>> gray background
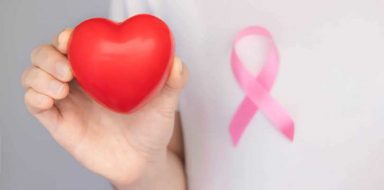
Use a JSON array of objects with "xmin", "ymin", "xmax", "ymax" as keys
[{"xmin": 0, "ymin": 0, "xmax": 114, "ymax": 189}]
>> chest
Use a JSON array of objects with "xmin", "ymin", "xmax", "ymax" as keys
[
  {"xmin": 159, "ymin": 0, "xmax": 384, "ymax": 139},
  {"xmin": 146, "ymin": 1, "xmax": 384, "ymax": 189}
]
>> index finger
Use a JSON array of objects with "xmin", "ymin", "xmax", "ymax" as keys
[{"xmin": 52, "ymin": 28, "xmax": 73, "ymax": 54}]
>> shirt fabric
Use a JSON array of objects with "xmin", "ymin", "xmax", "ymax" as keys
[{"xmin": 110, "ymin": 0, "xmax": 384, "ymax": 189}]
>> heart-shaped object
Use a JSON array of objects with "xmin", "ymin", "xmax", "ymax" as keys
[{"xmin": 68, "ymin": 14, "xmax": 174, "ymax": 113}]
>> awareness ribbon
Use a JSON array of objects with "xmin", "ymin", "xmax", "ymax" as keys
[{"xmin": 229, "ymin": 26, "xmax": 295, "ymax": 146}]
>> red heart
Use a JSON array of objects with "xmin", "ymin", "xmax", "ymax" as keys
[{"xmin": 68, "ymin": 14, "xmax": 174, "ymax": 113}]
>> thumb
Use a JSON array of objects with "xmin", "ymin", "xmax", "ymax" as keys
[
  {"xmin": 124, "ymin": 58, "xmax": 188, "ymax": 157},
  {"xmin": 145, "ymin": 57, "xmax": 188, "ymax": 117},
  {"xmin": 163, "ymin": 57, "xmax": 188, "ymax": 97}
]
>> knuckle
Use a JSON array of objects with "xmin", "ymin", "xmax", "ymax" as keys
[
  {"xmin": 30, "ymin": 68, "xmax": 43, "ymax": 83},
  {"xmin": 24, "ymin": 90, "xmax": 35, "ymax": 108},
  {"xmin": 156, "ymin": 105, "xmax": 177, "ymax": 121},
  {"xmin": 39, "ymin": 95, "xmax": 53, "ymax": 108},
  {"xmin": 30, "ymin": 46, "xmax": 42, "ymax": 61},
  {"xmin": 154, "ymin": 98, "xmax": 178, "ymax": 120},
  {"xmin": 24, "ymin": 89, "xmax": 52, "ymax": 111},
  {"xmin": 163, "ymin": 83, "xmax": 179, "ymax": 94},
  {"xmin": 22, "ymin": 67, "xmax": 39, "ymax": 88},
  {"xmin": 39, "ymin": 44, "xmax": 52, "ymax": 52},
  {"xmin": 30, "ymin": 68, "xmax": 50, "ymax": 89},
  {"xmin": 20, "ymin": 68, "xmax": 30, "ymax": 87},
  {"xmin": 31, "ymin": 45, "xmax": 55, "ymax": 65},
  {"xmin": 55, "ymin": 60, "xmax": 73, "ymax": 81},
  {"xmin": 56, "ymin": 83, "xmax": 69, "ymax": 99},
  {"xmin": 31, "ymin": 45, "xmax": 47, "ymax": 60},
  {"xmin": 162, "ymin": 82, "xmax": 183, "ymax": 99}
]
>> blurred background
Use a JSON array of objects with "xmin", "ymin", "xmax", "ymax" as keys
[{"xmin": 0, "ymin": 0, "xmax": 114, "ymax": 189}]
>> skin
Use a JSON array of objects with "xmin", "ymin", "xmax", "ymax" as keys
[{"xmin": 21, "ymin": 29, "xmax": 188, "ymax": 190}]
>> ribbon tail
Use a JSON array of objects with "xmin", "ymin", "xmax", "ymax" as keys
[
  {"xmin": 258, "ymin": 93, "xmax": 295, "ymax": 141},
  {"xmin": 242, "ymin": 78, "xmax": 295, "ymax": 141},
  {"xmin": 230, "ymin": 97, "xmax": 258, "ymax": 146}
]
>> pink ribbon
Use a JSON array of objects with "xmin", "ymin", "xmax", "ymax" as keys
[{"xmin": 230, "ymin": 26, "xmax": 295, "ymax": 146}]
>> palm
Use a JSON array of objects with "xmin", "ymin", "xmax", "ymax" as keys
[{"xmin": 51, "ymin": 82, "xmax": 176, "ymax": 182}]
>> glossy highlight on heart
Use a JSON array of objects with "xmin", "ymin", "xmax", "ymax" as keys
[{"xmin": 68, "ymin": 14, "xmax": 174, "ymax": 113}]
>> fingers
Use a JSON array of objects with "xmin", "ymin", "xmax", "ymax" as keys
[
  {"xmin": 24, "ymin": 87, "xmax": 62, "ymax": 133},
  {"xmin": 22, "ymin": 67, "xmax": 70, "ymax": 100},
  {"xmin": 24, "ymin": 88, "xmax": 54, "ymax": 114},
  {"xmin": 52, "ymin": 28, "xmax": 73, "ymax": 54},
  {"xmin": 22, "ymin": 28, "xmax": 73, "ymax": 133},
  {"xmin": 30, "ymin": 45, "xmax": 73, "ymax": 82},
  {"xmin": 22, "ymin": 69, "xmax": 64, "ymax": 129}
]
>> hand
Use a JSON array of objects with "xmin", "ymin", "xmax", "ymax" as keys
[{"xmin": 21, "ymin": 29, "xmax": 188, "ymax": 186}]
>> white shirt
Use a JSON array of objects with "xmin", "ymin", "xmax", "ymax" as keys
[{"xmin": 110, "ymin": 0, "xmax": 384, "ymax": 189}]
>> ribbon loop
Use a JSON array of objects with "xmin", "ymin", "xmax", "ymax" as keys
[{"xmin": 230, "ymin": 26, "xmax": 295, "ymax": 146}]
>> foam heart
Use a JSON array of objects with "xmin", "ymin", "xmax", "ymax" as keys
[{"xmin": 68, "ymin": 14, "xmax": 174, "ymax": 113}]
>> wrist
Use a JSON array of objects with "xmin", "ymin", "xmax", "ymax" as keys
[{"xmin": 111, "ymin": 149, "xmax": 168, "ymax": 190}]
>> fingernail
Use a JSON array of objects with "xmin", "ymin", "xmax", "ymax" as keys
[
  {"xmin": 175, "ymin": 57, "xmax": 183, "ymax": 75},
  {"xmin": 49, "ymin": 81, "xmax": 64, "ymax": 95},
  {"xmin": 179, "ymin": 62, "xmax": 183, "ymax": 75},
  {"xmin": 56, "ymin": 61, "xmax": 70, "ymax": 79}
]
